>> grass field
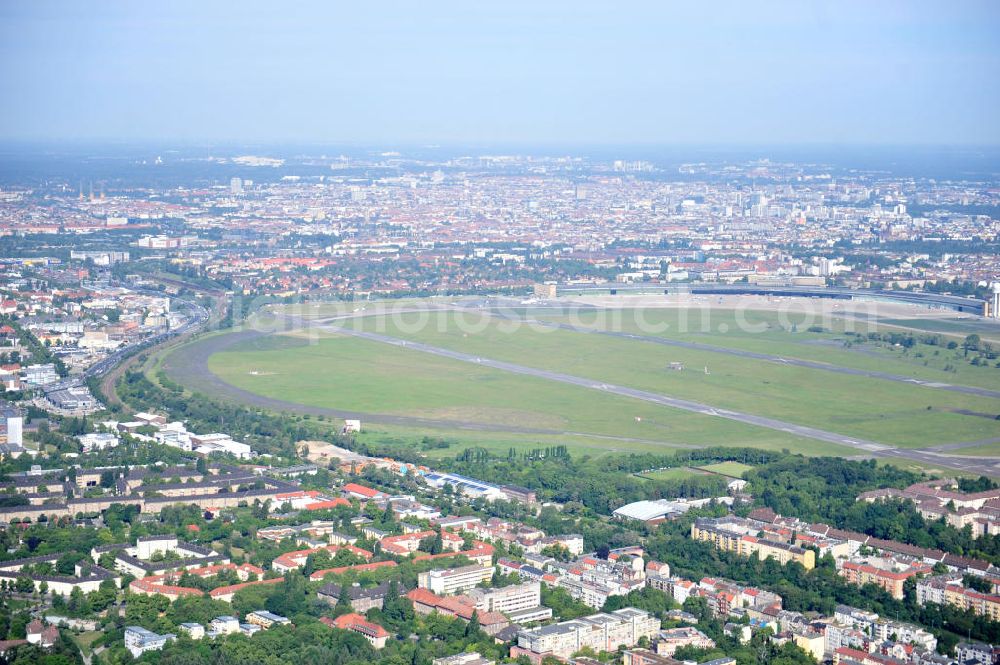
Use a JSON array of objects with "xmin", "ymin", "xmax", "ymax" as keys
[
  {"xmin": 532, "ymin": 307, "xmax": 1000, "ymax": 390},
  {"xmin": 694, "ymin": 461, "xmax": 755, "ymax": 477},
  {"xmin": 876, "ymin": 317, "xmax": 1000, "ymax": 342},
  {"xmin": 344, "ymin": 311, "xmax": 1000, "ymax": 448},
  {"xmin": 637, "ymin": 467, "xmax": 705, "ymax": 481},
  {"xmin": 950, "ymin": 441, "xmax": 1000, "ymax": 457},
  {"xmin": 188, "ymin": 300, "xmax": 1000, "ymax": 460},
  {"xmin": 353, "ymin": 425, "xmax": 692, "ymax": 461},
  {"xmin": 203, "ymin": 332, "xmax": 852, "ymax": 457},
  {"xmin": 70, "ymin": 630, "xmax": 103, "ymax": 660}
]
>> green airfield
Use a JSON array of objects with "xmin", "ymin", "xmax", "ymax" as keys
[
  {"xmin": 530, "ymin": 307, "xmax": 1000, "ymax": 390},
  {"xmin": 340, "ymin": 310, "xmax": 1000, "ymax": 448},
  {"xmin": 950, "ymin": 440, "xmax": 1000, "ymax": 457},
  {"xmin": 206, "ymin": 332, "xmax": 835, "ymax": 456},
  {"xmin": 190, "ymin": 302, "xmax": 1000, "ymax": 458}
]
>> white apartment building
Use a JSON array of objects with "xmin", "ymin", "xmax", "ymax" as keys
[
  {"xmin": 558, "ymin": 577, "xmax": 614, "ymax": 609},
  {"xmin": 125, "ymin": 626, "xmax": 174, "ymax": 657},
  {"xmin": 135, "ymin": 536, "xmax": 178, "ymax": 560},
  {"xmin": 179, "ymin": 623, "xmax": 205, "ymax": 639},
  {"xmin": 418, "ymin": 565, "xmax": 494, "ymax": 595},
  {"xmin": 466, "ymin": 581, "xmax": 540, "ymax": 614},
  {"xmin": 0, "ymin": 405, "xmax": 22, "ymax": 447},
  {"xmin": 210, "ymin": 616, "xmax": 241, "ymax": 635},
  {"xmin": 78, "ymin": 432, "xmax": 120, "ymax": 453},
  {"xmin": 514, "ymin": 608, "xmax": 660, "ymax": 662}
]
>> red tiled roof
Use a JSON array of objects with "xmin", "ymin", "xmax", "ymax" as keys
[
  {"xmin": 405, "ymin": 588, "xmax": 441, "ymax": 606},
  {"xmin": 329, "ymin": 612, "xmax": 390, "ymax": 638},
  {"xmin": 306, "ymin": 498, "xmax": 351, "ymax": 510},
  {"xmin": 273, "ymin": 544, "xmax": 374, "ymax": 569},
  {"xmin": 131, "ymin": 579, "xmax": 204, "ymax": 597},
  {"xmin": 342, "ymin": 483, "xmax": 383, "ymax": 498},
  {"xmin": 276, "ymin": 490, "xmax": 321, "ymax": 500}
]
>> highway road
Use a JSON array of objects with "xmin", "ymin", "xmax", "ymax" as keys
[
  {"xmin": 322, "ymin": 322, "xmax": 1000, "ymax": 478},
  {"xmin": 472, "ymin": 307, "xmax": 1000, "ymax": 400},
  {"xmin": 44, "ymin": 297, "xmax": 210, "ymax": 400}
]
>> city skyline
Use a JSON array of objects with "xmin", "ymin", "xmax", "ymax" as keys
[
  {"xmin": 1, "ymin": 1, "xmax": 998, "ymax": 146},
  {"xmin": 1, "ymin": 4, "xmax": 1000, "ymax": 662}
]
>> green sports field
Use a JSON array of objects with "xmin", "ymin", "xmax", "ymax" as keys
[
  {"xmin": 694, "ymin": 461, "xmax": 756, "ymax": 477},
  {"xmin": 638, "ymin": 467, "xmax": 705, "ymax": 481}
]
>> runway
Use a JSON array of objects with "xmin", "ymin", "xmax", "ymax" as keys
[
  {"xmin": 323, "ymin": 322, "xmax": 1000, "ymax": 478},
  {"xmin": 159, "ymin": 325, "xmax": 696, "ymax": 449},
  {"xmin": 471, "ymin": 306, "xmax": 1000, "ymax": 400},
  {"xmin": 159, "ymin": 304, "xmax": 1000, "ymax": 478}
]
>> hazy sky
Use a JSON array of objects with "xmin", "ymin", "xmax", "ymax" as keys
[{"xmin": 1, "ymin": 1, "xmax": 998, "ymax": 146}]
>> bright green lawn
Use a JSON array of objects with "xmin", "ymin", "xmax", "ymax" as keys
[
  {"xmin": 950, "ymin": 441, "xmax": 1000, "ymax": 457},
  {"xmin": 695, "ymin": 461, "xmax": 755, "ymax": 477},
  {"xmin": 638, "ymin": 467, "xmax": 703, "ymax": 481},
  {"xmin": 876, "ymin": 317, "xmax": 1000, "ymax": 343},
  {"xmin": 355, "ymin": 425, "xmax": 694, "ymax": 462}
]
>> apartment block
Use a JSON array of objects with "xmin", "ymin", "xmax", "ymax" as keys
[
  {"xmin": 691, "ymin": 518, "xmax": 815, "ymax": 570},
  {"xmin": 466, "ymin": 581, "xmax": 540, "ymax": 614},
  {"xmin": 512, "ymin": 608, "xmax": 660, "ymax": 664},
  {"xmin": 418, "ymin": 564, "xmax": 494, "ymax": 595}
]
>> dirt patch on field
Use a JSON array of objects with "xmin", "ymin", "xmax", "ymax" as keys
[{"xmin": 298, "ymin": 439, "xmax": 344, "ymax": 463}]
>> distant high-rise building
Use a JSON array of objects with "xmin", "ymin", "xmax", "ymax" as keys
[
  {"xmin": 613, "ymin": 160, "xmax": 653, "ymax": 173},
  {"xmin": 986, "ymin": 283, "xmax": 1000, "ymax": 319},
  {"xmin": 230, "ymin": 177, "xmax": 243, "ymax": 195},
  {"xmin": 749, "ymin": 192, "xmax": 768, "ymax": 218},
  {"xmin": 0, "ymin": 403, "xmax": 23, "ymax": 447}
]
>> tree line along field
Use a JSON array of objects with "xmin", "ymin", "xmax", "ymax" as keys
[
  {"xmin": 203, "ymin": 331, "xmax": 844, "ymax": 457},
  {"xmin": 342, "ymin": 310, "xmax": 1000, "ymax": 448}
]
